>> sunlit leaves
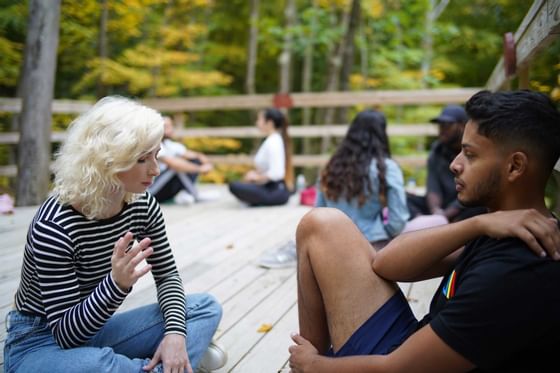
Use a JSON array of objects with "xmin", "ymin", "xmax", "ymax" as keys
[{"xmin": 0, "ymin": 37, "xmax": 22, "ymax": 86}]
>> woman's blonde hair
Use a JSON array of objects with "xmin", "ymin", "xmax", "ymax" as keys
[{"xmin": 52, "ymin": 96, "xmax": 164, "ymax": 219}]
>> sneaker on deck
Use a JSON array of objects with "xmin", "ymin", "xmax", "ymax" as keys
[
  {"xmin": 196, "ymin": 189, "xmax": 222, "ymax": 202},
  {"xmin": 258, "ymin": 240, "xmax": 297, "ymax": 269},
  {"xmin": 197, "ymin": 341, "xmax": 228, "ymax": 372},
  {"xmin": 174, "ymin": 190, "xmax": 196, "ymax": 205}
]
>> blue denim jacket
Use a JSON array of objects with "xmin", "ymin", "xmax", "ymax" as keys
[{"xmin": 316, "ymin": 158, "xmax": 410, "ymax": 242}]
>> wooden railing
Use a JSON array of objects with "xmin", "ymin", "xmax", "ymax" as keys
[
  {"xmin": 0, "ymin": 88, "xmax": 481, "ymax": 177},
  {"xmin": 0, "ymin": 88, "xmax": 480, "ymax": 113},
  {"xmin": 486, "ymin": 0, "xmax": 560, "ymax": 91}
]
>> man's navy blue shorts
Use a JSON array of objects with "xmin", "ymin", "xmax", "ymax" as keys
[{"xmin": 327, "ymin": 290, "xmax": 419, "ymax": 357}]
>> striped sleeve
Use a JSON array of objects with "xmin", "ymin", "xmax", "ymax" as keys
[
  {"xmin": 143, "ymin": 194, "xmax": 186, "ymax": 337},
  {"xmin": 33, "ymin": 220, "xmax": 129, "ymax": 349}
]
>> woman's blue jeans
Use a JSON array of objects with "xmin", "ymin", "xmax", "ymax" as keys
[{"xmin": 3, "ymin": 293, "xmax": 222, "ymax": 373}]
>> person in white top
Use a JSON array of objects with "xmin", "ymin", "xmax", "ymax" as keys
[
  {"xmin": 229, "ymin": 108, "xmax": 294, "ymax": 206},
  {"xmin": 149, "ymin": 116, "xmax": 213, "ymax": 204}
]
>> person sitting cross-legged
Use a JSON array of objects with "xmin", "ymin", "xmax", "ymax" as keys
[
  {"xmin": 4, "ymin": 97, "xmax": 226, "ymax": 373},
  {"xmin": 149, "ymin": 116, "xmax": 213, "ymax": 205},
  {"xmin": 289, "ymin": 89, "xmax": 560, "ymax": 373},
  {"xmin": 229, "ymin": 108, "xmax": 294, "ymax": 206}
]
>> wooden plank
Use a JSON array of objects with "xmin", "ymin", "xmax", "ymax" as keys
[
  {"xmin": 213, "ymin": 275, "xmax": 298, "ymax": 373},
  {"xmin": 213, "ymin": 268, "xmax": 296, "ymax": 339},
  {"xmin": 0, "ymin": 154, "xmax": 428, "ymax": 177},
  {"xmin": 206, "ymin": 154, "xmax": 427, "ymax": 168},
  {"xmin": 0, "ymin": 88, "xmax": 480, "ymax": 115},
  {"xmin": 487, "ymin": 0, "xmax": 560, "ymax": 91},
  {"xmin": 405, "ymin": 278, "xmax": 441, "ymax": 319},
  {"xmin": 230, "ymin": 304, "xmax": 298, "ymax": 373},
  {"xmin": 0, "ymin": 124, "xmax": 436, "ymax": 144},
  {"xmin": 289, "ymin": 88, "xmax": 480, "ymax": 108},
  {"xmin": 143, "ymin": 94, "xmax": 273, "ymax": 111},
  {"xmin": 0, "ymin": 98, "xmax": 94, "ymax": 114},
  {"xmin": 180, "ymin": 123, "xmax": 437, "ymax": 138}
]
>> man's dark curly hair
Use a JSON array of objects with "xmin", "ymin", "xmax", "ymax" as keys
[
  {"xmin": 320, "ymin": 110, "xmax": 391, "ymax": 206},
  {"xmin": 466, "ymin": 90, "xmax": 560, "ymax": 173}
]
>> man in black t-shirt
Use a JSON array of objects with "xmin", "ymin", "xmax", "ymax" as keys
[{"xmin": 288, "ymin": 90, "xmax": 560, "ymax": 373}]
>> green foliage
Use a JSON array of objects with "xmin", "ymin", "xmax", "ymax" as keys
[
  {"xmin": 0, "ymin": 1, "xmax": 26, "ymax": 94},
  {"xmin": 1, "ymin": 0, "xmax": 559, "ymax": 192}
]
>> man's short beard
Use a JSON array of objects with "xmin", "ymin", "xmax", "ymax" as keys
[{"xmin": 459, "ymin": 169, "xmax": 501, "ymax": 208}]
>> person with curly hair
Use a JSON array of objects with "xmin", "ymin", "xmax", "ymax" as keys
[
  {"xmin": 316, "ymin": 109, "xmax": 409, "ymax": 249},
  {"xmin": 4, "ymin": 97, "xmax": 226, "ymax": 373}
]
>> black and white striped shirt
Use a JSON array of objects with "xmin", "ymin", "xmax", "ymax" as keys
[{"xmin": 14, "ymin": 192, "xmax": 186, "ymax": 349}]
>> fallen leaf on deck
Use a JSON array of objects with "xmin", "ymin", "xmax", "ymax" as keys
[{"xmin": 257, "ymin": 323, "xmax": 273, "ymax": 333}]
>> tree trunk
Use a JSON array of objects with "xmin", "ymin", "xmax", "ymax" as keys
[
  {"xmin": 359, "ymin": 15, "xmax": 369, "ymax": 90},
  {"xmin": 421, "ymin": 0, "xmax": 449, "ymax": 87},
  {"xmin": 319, "ymin": 4, "xmax": 350, "ymax": 153},
  {"xmin": 16, "ymin": 0, "xmax": 61, "ymax": 206},
  {"xmin": 393, "ymin": 4, "xmax": 404, "ymax": 123},
  {"xmin": 148, "ymin": 2, "xmax": 172, "ymax": 98},
  {"xmin": 96, "ymin": 0, "xmax": 109, "ymax": 98},
  {"xmin": 246, "ymin": 0, "xmax": 259, "ymax": 96},
  {"xmin": 302, "ymin": 0, "xmax": 318, "ymax": 155},
  {"xmin": 278, "ymin": 0, "xmax": 296, "ymax": 94},
  {"xmin": 335, "ymin": 0, "xmax": 361, "ymax": 124}
]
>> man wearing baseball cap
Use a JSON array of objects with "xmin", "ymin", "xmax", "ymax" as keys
[{"xmin": 407, "ymin": 105, "xmax": 484, "ymax": 222}]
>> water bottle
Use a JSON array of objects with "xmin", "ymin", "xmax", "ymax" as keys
[
  {"xmin": 296, "ymin": 174, "xmax": 306, "ymax": 192},
  {"xmin": 406, "ymin": 178, "xmax": 417, "ymax": 192}
]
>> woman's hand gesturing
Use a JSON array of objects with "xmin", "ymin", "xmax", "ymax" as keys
[{"xmin": 111, "ymin": 232, "xmax": 154, "ymax": 291}]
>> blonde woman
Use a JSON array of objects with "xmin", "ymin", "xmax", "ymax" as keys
[{"xmin": 4, "ymin": 97, "xmax": 225, "ymax": 373}]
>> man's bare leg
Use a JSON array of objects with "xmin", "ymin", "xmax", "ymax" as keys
[{"xmin": 296, "ymin": 208, "xmax": 399, "ymax": 353}]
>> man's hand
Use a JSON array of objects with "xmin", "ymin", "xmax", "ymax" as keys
[
  {"xmin": 111, "ymin": 232, "xmax": 153, "ymax": 291},
  {"xmin": 288, "ymin": 333, "xmax": 323, "ymax": 373},
  {"xmin": 143, "ymin": 334, "xmax": 191, "ymax": 373},
  {"xmin": 476, "ymin": 209, "xmax": 560, "ymax": 259}
]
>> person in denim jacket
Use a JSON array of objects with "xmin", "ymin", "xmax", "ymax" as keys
[{"xmin": 316, "ymin": 110, "xmax": 409, "ymax": 249}]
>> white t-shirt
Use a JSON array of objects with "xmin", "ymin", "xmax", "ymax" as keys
[
  {"xmin": 158, "ymin": 138, "xmax": 187, "ymax": 172},
  {"xmin": 254, "ymin": 132, "xmax": 285, "ymax": 181}
]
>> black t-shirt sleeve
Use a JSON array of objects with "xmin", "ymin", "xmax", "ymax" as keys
[{"xmin": 429, "ymin": 240, "xmax": 560, "ymax": 371}]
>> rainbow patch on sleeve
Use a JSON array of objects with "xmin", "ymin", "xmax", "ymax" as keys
[{"xmin": 442, "ymin": 270, "xmax": 457, "ymax": 299}]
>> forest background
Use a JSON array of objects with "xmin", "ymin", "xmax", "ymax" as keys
[{"xmin": 0, "ymin": 0, "xmax": 559, "ymax": 206}]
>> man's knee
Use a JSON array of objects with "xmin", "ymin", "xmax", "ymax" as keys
[{"xmin": 296, "ymin": 208, "xmax": 350, "ymax": 250}]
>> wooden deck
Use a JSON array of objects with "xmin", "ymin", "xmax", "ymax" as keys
[{"xmin": 0, "ymin": 185, "xmax": 439, "ymax": 373}]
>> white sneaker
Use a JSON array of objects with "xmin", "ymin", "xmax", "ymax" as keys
[
  {"xmin": 174, "ymin": 190, "xmax": 196, "ymax": 205},
  {"xmin": 197, "ymin": 341, "xmax": 228, "ymax": 372},
  {"xmin": 197, "ymin": 189, "xmax": 222, "ymax": 202},
  {"xmin": 258, "ymin": 240, "xmax": 297, "ymax": 269}
]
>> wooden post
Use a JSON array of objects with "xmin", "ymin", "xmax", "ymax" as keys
[{"xmin": 16, "ymin": 0, "xmax": 61, "ymax": 206}]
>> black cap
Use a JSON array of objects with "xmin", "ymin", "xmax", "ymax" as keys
[{"xmin": 430, "ymin": 105, "xmax": 468, "ymax": 125}]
